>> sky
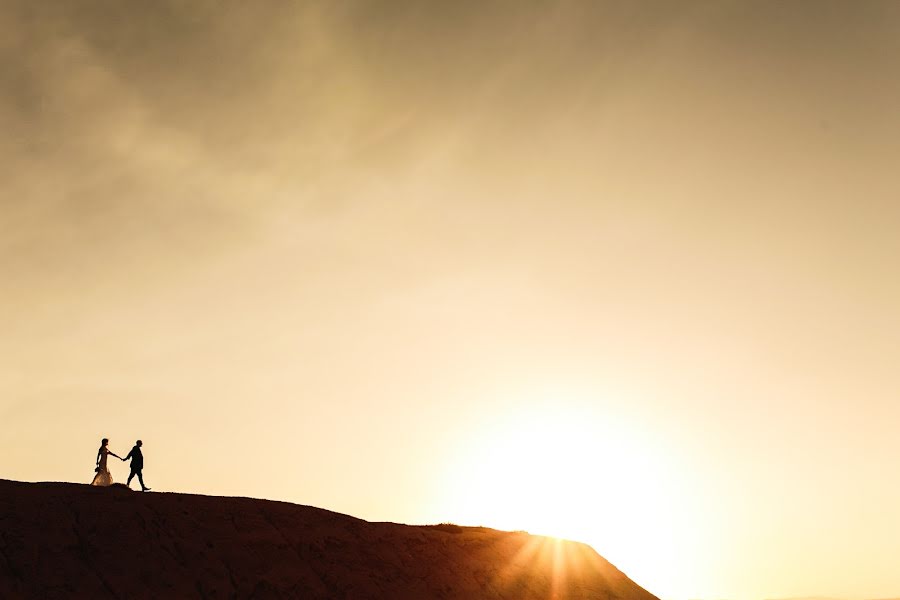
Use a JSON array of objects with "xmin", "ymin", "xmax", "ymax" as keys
[{"xmin": 2, "ymin": 2, "xmax": 900, "ymax": 599}]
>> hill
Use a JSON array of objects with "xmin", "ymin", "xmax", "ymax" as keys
[{"xmin": 0, "ymin": 479, "xmax": 659, "ymax": 599}]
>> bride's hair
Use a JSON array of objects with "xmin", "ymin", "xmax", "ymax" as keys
[{"xmin": 101, "ymin": 438, "xmax": 109, "ymax": 446}]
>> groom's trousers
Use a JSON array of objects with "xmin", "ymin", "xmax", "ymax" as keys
[{"xmin": 128, "ymin": 468, "xmax": 147, "ymax": 490}]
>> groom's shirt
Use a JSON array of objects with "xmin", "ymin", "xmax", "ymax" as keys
[{"xmin": 125, "ymin": 446, "xmax": 144, "ymax": 470}]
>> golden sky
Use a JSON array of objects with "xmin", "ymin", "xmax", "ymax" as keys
[{"xmin": 2, "ymin": 2, "xmax": 899, "ymax": 599}]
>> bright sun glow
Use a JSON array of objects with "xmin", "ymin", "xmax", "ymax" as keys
[{"xmin": 436, "ymin": 402, "xmax": 704, "ymax": 599}]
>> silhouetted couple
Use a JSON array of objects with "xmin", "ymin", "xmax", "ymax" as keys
[{"xmin": 90, "ymin": 438, "xmax": 151, "ymax": 492}]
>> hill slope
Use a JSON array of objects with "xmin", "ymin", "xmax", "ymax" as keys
[{"xmin": 0, "ymin": 479, "xmax": 659, "ymax": 600}]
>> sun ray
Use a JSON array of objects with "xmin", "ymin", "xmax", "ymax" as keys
[
  {"xmin": 436, "ymin": 403, "xmax": 686, "ymax": 595},
  {"xmin": 483, "ymin": 533, "xmax": 621, "ymax": 599}
]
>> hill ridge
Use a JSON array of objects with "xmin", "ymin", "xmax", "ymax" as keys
[{"xmin": 0, "ymin": 478, "xmax": 659, "ymax": 599}]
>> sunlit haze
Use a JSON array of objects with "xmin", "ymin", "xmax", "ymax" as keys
[{"xmin": 2, "ymin": 2, "xmax": 899, "ymax": 599}]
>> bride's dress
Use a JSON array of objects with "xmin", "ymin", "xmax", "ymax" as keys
[{"xmin": 91, "ymin": 447, "xmax": 114, "ymax": 486}]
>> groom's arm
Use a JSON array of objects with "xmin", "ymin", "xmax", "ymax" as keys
[{"xmin": 123, "ymin": 448, "xmax": 133, "ymax": 462}]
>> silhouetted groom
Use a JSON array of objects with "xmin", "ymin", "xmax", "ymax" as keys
[{"xmin": 123, "ymin": 440, "xmax": 151, "ymax": 492}]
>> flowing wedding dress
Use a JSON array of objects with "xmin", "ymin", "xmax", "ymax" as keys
[{"xmin": 91, "ymin": 446, "xmax": 115, "ymax": 486}]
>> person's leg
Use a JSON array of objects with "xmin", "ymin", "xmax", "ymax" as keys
[
  {"xmin": 137, "ymin": 469, "xmax": 148, "ymax": 490},
  {"xmin": 127, "ymin": 470, "xmax": 135, "ymax": 487}
]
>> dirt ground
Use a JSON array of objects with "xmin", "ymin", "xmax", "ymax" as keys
[{"xmin": 0, "ymin": 479, "xmax": 659, "ymax": 600}]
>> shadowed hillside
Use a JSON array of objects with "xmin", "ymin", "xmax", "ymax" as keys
[{"xmin": 0, "ymin": 479, "xmax": 659, "ymax": 600}]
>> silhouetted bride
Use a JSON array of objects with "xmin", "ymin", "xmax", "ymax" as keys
[{"xmin": 90, "ymin": 438, "xmax": 122, "ymax": 486}]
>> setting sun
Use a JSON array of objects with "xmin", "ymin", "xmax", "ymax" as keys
[{"xmin": 434, "ymin": 401, "xmax": 704, "ymax": 598}]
